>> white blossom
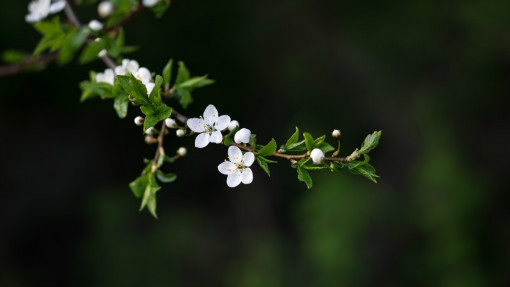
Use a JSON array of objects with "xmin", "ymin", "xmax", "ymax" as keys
[
  {"xmin": 228, "ymin": 120, "xmax": 239, "ymax": 131},
  {"xmin": 332, "ymin": 129, "xmax": 341, "ymax": 139},
  {"xmin": 145, "ymin": 82, "xmax": 155, "ymax": 94},
  {"xmin": 218, "ymin": 146, "xmax": 254, "ymax": 188},
  {"xmin": 187, "ymin": 104, "xmax": 231, "ymax": 148},
  {"xmin": 95, "ymin": 68, "xmax": 115, "ymax": 85},
  {"xmin": 177, "ymin": 147, "xmax": 187, "ymax": 157},
  {"xmin": 134, "ymin": 116, "xmax": 144, "ymax": 126},
  {"xmin": 114, "ymin": 59, "xmax": 139, "ymax": 76},
  {"xmin": 142, "ymin": 0, "xmax": 161, "ymax": 7},
  {"xmin": 98, "ymin": 49, "xmax": 107, "ymax": 58},
  {"xmin": 88, "ymin": 19, "xmax": 103, "ymax": 31},
  {"xmin": 25, "ymin": 0, "xmax": 66, "ymax": 23},
  {"xmin": 310, "ymin": 148, "xmax": 325, "ymax": 164},
  {"xmin": 135, "ymin": 67, "xmax": 152, "ymax": 84},
  {"xmin": 165, "ymin": 118, "xmax": 177, "ymax": 128},
  {"xmin": 234, "ymin": 128, "xmax": 251, "ymax": 144},
  {"xmin": 176, "ymin": 129, "xmax": 185, "ymax": 137},
  {"xmin": 97, "ymin": 1, "xmax": 114, "ymax": 18},
  {"xmin": 146, "ymin": 127, "xmax": 156, "ymax": 135}
]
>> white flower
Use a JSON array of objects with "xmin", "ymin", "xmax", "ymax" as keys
[
  {"xmin": 95, "ymin": 68, "xmax": 115, "ymax": 85},
  {"xmin": 146, "ymin": 127, "xmax": 156, "ymax": 135},
  {"xmin": 234, "ymin": 128, "xmax": 251, "ymax": 144},
  {"xmin": 228, "ymin": 120, "xmax": 239, "ymax": 131},
  {"xmin": 218, "ymin": 146, "xmax": 254, "ymax": 188},
  {"xmin": 88, "ymin": 19, "xmax": 103, "ymax": 31},
  {"xmin": 98, "ymin": 49, "xmax": 107, "ymax": 57},
  {"xmin": 332, "ymin": 129, "xmax": 341, "ymax": 139},
  {"xmin": 25, "ymin": 0, "xmax": 66, "ymax": 23},
  {"xmin": 310, "ymin": 148, "xmax": 325, "ymax": 164},
  {"xmin": 145, "ymin": 82, "xmax": 155, "ymax": 94},
  {"xmin": 142, "ymin": 0, "xmax": 161, "ymax": 7},
  {"xmin": 165, "ymin": 118, "xmax": 177, "ymax": 128},
  {"xmin": 176, "ymin": 129, "xmax": 185, "ymax": 137},
  {"xmin": 134, "ymin": 116, "xmax": 144, "ymax": 126},
  {"xmin": 135, "ymin": 67, "xmax": 152, "ymax": 84},
  {"xmin": 98, "ymin": 1, "xmax": 114, "ymax": 18},
  {"xmin": 187, "ymin": 104, "xmax": 231, "ymax": 148},
  {"xmin": 114, "ymin": 59, "xmax": 139, "ymax": 76},
  {"xmin": 177, "ymin": 147, "xmax": 187, "ymax": 157}
]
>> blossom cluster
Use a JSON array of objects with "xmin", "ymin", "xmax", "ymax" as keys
[{"xmin": 95, "ymin": 59, "xmax": 156, "ymax": 94}]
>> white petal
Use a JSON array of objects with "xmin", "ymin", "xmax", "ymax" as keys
[
  {"xmin": 218, "ymin": 161, "xmax": 236, "ymax": 175},
  {"xmin": 310, "ymin": 148, "xmax": 325, "ymax": 164},
  {"xmin": 203, "ymin": 104, "xmax": 218, "ymax": 126},
  {"xmin": 114, "ymin": 66, "xmax": 125, "ymax": 75},
  {"xmin": 227, "ymin": 172, "xmax": 242, "ymax": 188},
  {"xmin": 25, "ymin": 13, "xmax": 40, "ymax": 23},
  {"xmin": 135, "ymin": 67, "xmax": 151, "ymax": 83},
  {"xmin": 209, "ymin": 131, "xmax": 223, "ymax": 143},
  {"xmin": 126, "ymin": 60, "xmax": 139, "ymax": 74},
  {"xmin": 215, "ymin": 115, "xmax": 231, "ymax": 131},
  {"xmin": 241, "ymin": 168, "xmax": 253, "ymax": 184},
  {"xmin": 49, "ymin": 0, "xmax": 66, "ymax": 13},
  {"xmin": 187, "ymin": 118, "xmax": 206, "ymax": 133},
  {"xmin": 228, "ymin": 146, "xmax": 243, "ymax": 163},
  {"xmin": 228, "ymin": 120, "xmax": 239, "ymax": 131},
  {"xmin": 234, "ymin": 128, "xmax": 251, "ymax": 144},
  {"xmin": 243, "ymin": 152, "xmax": 255, "ymax": 167},
  {"xmin": 145, "ymin": 82, "xmax": 155, "ymax": 94},
  {"xmin": 195, "ymin": 133, "xmax": 210, "ymax": 148}
]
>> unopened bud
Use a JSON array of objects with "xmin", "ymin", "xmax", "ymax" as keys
[
  {"xmin": 310, "ymin": 148, "xmax": 325, "ymax": 164},
  {"xmin": 177, "ymin": 147, "xmax": 187, "ymax": 157},
  {"xmin": 145, "ymin": 135, "xmax": 157, "ymax": 144},
  {"xmin": 134, "ymin": 116, "xmax": 144, "ymax": 126},
  {"xmin": 98, "ymin": 1, "xmax": 114, "ymax": 18},
  {"xmin": 228, "ymin": 120, "xmax": 239, "ymax": 131},
  {"xmin": 176, "ymin": 129, "xmax": 185, "ymax": 137},
  {"xmin": 165, "ymin": 118, "xmax": 177, "ymax": 128},
  {"xmin": 88, "ymin": 19, "xmax": 103, "ymax": 31},
  {"xmin": 234, "ymin": 128, "xmax": 251, "ymax": 144},
  {"xmin": 98, "ymin": 49, "xmax": 107, "ymax": 58},
  {"xmin": 332, "ymin": 129, "xmax": 341, "ymax": 139},
  {"xmin": 145, "ymin": 127, "xmax": 156, "ymax": 135}
]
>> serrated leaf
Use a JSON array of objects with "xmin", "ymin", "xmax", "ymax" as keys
[
  {"xmin": 162, "ymin": 58, "xmax": 173, "ymax": 86},
  {"xmin": 113, "ymin": 92, "xmax": 129, "ymax": 118},
  {"xmin": 156, "ymin": 170, "xmax": 177, "ymax": 183},
  {"xmin": 129, "ymin": 175, "xmax": 148, "ymax": 198},
  {"xmin": 79, "ymin": 39, "xmax": 106, "ymax": 64},
  {"xmin": 297, "ymin": 166, "xmax": 312, "ymax": 189},
  {"xmin": 256, "ymin": 155, "xmax": 271, "ymax": 177},
  {"xmin": 175, "ymin": 61, "xmax": 190, "ymax": 85},
  {"xmin": 144, "ymin": 115, "xmax": 158, "ymax": 132},
  {"xmin": 149, "ymin": 75, "xmax": 163, "ymax": 105},
  {"xmin": 286, "ymin": 127, "xmax": 300, "ymax": 146},
  {"xmin": 359, "ymin": 130, "xmax": 382, "ymax": 155},
  {"xmin": 312, "ymin": 135, "xmax": 326, "ymax": 148},
  {"xmin": 177, "ymin": 76, "xmax": 214, "ymax": 91},
  {"xmin": 258, "ymin": 139, "xmax": 277, "ymax": 156},
  {"xmin": 283, "ymin": 140, "xmax": 306, "ymax": 152},
  {"xmin": 140, "ymin": 174, "xmax": 161, "ymax": 218},
  {"xmin": 177, "ymin": 87, "xmax": 192, "ymax": 108},
  {"xmin": 303, "ymin": 132, "xmax": 314, "ymax": 151},
  {"xmin": 316, "ymin": 142, "xmax": 335, "ymax": 153}
]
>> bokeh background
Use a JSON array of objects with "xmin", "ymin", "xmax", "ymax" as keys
[{"xmin": 0, "ymin": 0, "xmax": 509, "ymax": 285}]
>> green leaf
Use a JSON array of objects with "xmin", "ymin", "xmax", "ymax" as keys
[
  {"xmin": 79, "ymin": 81, "xmax": 114, "ymax": 101},
  {"xmin": 149, "ymin": 75, "xmax": 163, "ymax": 105},
  {"xmin": 177, "ymin": 87, "xmax": 192, "ymax": 109},
  {"xmin": 303, "ymin": 132, "xmax": 314, "ymax": 151},
  {"xmin": 297, "ymin": 166, "xmax": 312, "ymax": 189},
  {"xmin": 2, "ymin": 50, "xmax": 28, "ymax": 64},
  {"xmin": 258, "ymin": 139, "xmax": 277, "ymax": 156},
  {"xmin": 316, "ymin": 142, "xmax": 335, "ymax": 153},
  {"xmin": 154, "ymin": 104, "xmax": 172, "ymax": 120},
  {"xmin": 223, "ymin": 126, "xmax": 239, "ymax": 146},
  {"xmin": 177, "ymin": 76, "xmax": 214, "ymax": 91},
  {"xmin": 175, "ymin": 61, "xmax": 190, "ymax": 85},
  {"xmin": 79, "ymin": 39, "xmax": 107, "ymax": 64},
  {"xmin": 150, "ymin": 0, "xmax": 171, "ymax": 18},
  {"xmin": 345, "ymin": 155, "xmax": 379, "ymax": 183},
  {"xmin": 156, "ymin": 147, "xmax": 165, "ymax": 168},
  {"xmin": 144, "ymin": 115, "xmax": 158, "ymax": 132},
  {"xmin": 140, "ymin": 174, "xmax": 161, "ymax": 218},
  {"xmin": 359, "ymin": 130, "xmax": 382, "ymax": 155},
  {"xmin": 312, "ymin": 135, "xmax": 326, "ymax": 148},
  {"xmin": 113, "ymin": 92, "xmax": 129, "ymax": 118},
  {"xmin": 286, "ymin": 127, "xmax": 300, "ymax": 146},
  {"xmin": 162, "ymin": 58, "xmax": 173, "ymax": 86},
  {"xmin": 282, "ymin": 140, "xmax": 306, "ymax": 152},
  {"xmin": 129, "ymin": 175, "xmax": 148, "ymax": 198},
  {"xmin": 156, "ymin": 170, "xmax": 177, "ymax": 183},
  {"xmin": 256, "ymin": 155, "xmax": 271, "ymax": 177}
]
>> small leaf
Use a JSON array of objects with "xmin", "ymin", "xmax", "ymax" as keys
[
  {"xmin": 177, "ymin": 87, "xmax": 192, "ymax": 109},
  {"xmin": 149, "ymin": 75, "xmax": 163, "ymax": 105},
  {"xmin": 175, "ymin": 61, "xmax": 190, "ymax": 85},
  {"xmin": 144, "ymin": 115, "xmax": 158, "ymax": 132},
  {"xmin": 316, "ymin": 142, "xmax": 335, "ymax": 153},
  {"xmin": 258, "ymin": 139, "xmax": 277, "ymax": 157},
  {"xmin": 312, "ymin": 135, "xmax": 326, "ymax": 148},
  {"xmin": 156, "ymin": 170, "xmax": 177, "ymax": 183},
  {"xmin": 359, "ymin": 130, "xmax": 382, "ymax": 155},
  {"xmin": 177, "ymin": 76, "xmax": 214, "ymax": 91},
  {"xmin": 129, "ymin": 175, "xmax": 148, "ymax": 198},
  {"xmin": 113, "ymin": 93, "xmax": 129, "ymax": 118},
  {"xmin": 303, "ymin": 132, "xmax": 314, "ymax": 151},
  {"xmin": 156, "ymin": 147, "xmax": 165, "ymax": 168},
  {"xmin": 297, "ymin": 166, "xmax": 312, "ymax": 189},
  {"xmin": 256, "ymin": 155, "xmax": 271, "ymax": 177},
  {"xmin": 286, "ymin": 127, "xmax": 300, "ymax": 146},
  {"xmin": 162, "ymin": 58, "xmax": 173, "ymax": 86},
  {"xmin": 283, "ymin": 140, "xmax": 306, "ymax": 152}
]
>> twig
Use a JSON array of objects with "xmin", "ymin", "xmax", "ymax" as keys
[{"xmin": 0, "ymin": 52, "xmax": 58, "ymax": 77}]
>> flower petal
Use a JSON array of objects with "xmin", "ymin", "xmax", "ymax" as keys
[
  {"xmin": 215, "ymin": 115, "xmax": 231, "ymax": 131},
  {"xmin": 227, "ymin": 172, "xmax": 242, "ymax": 188},
  {"xmin": 49, "ymin": 0, "xmax": 66, "ymax": 13},
  {"xmin": 203, "ymin": 104, "xmax": 218, "ymax": 126},
  {"xmin": 209, "ymin": 131, "xmax": 223, "ymax": 143},
  {"xmin": 243, "ymin": 152, "xmax": 255, "ymax": 167},
  {"xmin": 25, "ymin": 13, "xmax": 40, "ymax": 23},
  {"xmin": 241, "ymin": 168, "xmax": 253, "ymax": 184},
  {"xmin": 218, "ymin": 161, "xmax": 236, "ymax": 175},
  {"xmin": 187, "ymin": 118, "xmax": 206, "ymax": 133},
  {"xmin": 234, "ymin": 128, "xmax": 251, "ymax": 144},
  {"xmin": 195, "ymin": 133, "xmax": 210, "ymax": 148},
  {"xmin": 228, "ymin": 146, "xmax": 243, "ymax": 163}
]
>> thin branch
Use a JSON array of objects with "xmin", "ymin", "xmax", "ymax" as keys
[
  {"xmin": 151, "ymin": 122, "xmax": 167, "ymax": 172},
  {"xmin": 103, "ymin": 4, "xmax": 145, "ymax": 33},
  {"xmin": 0, "ymin": 52, "xmax": 58, "ymax": 77},
  {"xmin": 64, "ymin": 0, "xmax": 82, "ymax": 28}
]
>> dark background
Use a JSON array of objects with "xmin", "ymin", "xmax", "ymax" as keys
[{"xmin": 0, "ymin": 0, "xmax": 509, "ymax": 285}]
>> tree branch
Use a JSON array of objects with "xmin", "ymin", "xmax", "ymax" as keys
[{"xmin": 0, "ymin": 52, "xmax": 58, "ymax": 77}]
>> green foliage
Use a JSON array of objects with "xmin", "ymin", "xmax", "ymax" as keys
[
  {"xmin": 359, "ymin": 130, "xmax": 382, "ymax": 155},
  {"xmin": 303, "ymin": 132, "xmax": 314, "ymax": 151},
  {"xmin": 258, "ymin": 139, "xmax": 277, "ymax": 156},
  {"xmin": 150, "ymin": 0, "xmax": 172, "ymax": 18},
  {"xmin": 223, "ymin": 126, "xmax": 239, "ymax": 146},
  {"xmin": 297, "ymin": 166, "xmax": 312, "ymax": 189},
  {"xmin": 256, "ymin": 154, "xmax": 276, "ymax": 177},
  {"xmin": 170, "ymin": 61, "xmax": 214, "ymax": 108},
  {"xmin": 162, "ymin": 58, "xmax": 173, "ymax": 87},
  {"xmin": 2, "ymin": 50, "xmax": 28, "ymax": 63},
  {"xmin": 336, "ymin": 154, "xmax": 380, "ymax": 183}
]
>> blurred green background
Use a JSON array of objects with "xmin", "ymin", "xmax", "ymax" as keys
[{"xmin": 0, "ymin": 0, "xmax": 509, "ymax": 285}]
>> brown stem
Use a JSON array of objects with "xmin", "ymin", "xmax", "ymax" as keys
[
  {"xmin": 151, "ymin": 122, "xmax": 167, "ymax": 172},
  {"xmin": 0, "ymin": 52, "xmax": 58, "ymax": 77}
]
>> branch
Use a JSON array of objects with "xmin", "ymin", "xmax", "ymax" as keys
[
  {"xmin": 0, "ymin": 52, "xmax": 58, "ymax": 77},
  {"xmin": 151, "ymin": 122, "xmax": 167, "ymax": 172}
]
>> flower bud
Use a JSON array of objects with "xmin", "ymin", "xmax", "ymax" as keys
[
  {"xmin": 177, "ymin": 147, "xmax": 187, "ymax": 157},
  {"xmin": 310, "ymin": 148, "xmax": 325, "ymax": 164},
  {"xmin": 234, "ymin": 128, "xmax": 251, "ymax": 144},
  {"xmin": 145, "ymin": 127, "xmax": 156, "ymax": 135},
  {"xmin": 98, "ymin": 1, "xmax": 114, "ymax": 18},
  {"xmin": 98, "ymin": 49, "xmax": 107, "ymax": 58},
  {"xmin": 145, "ymin": 135, "xmax": 157, "ymax": 144},
  {"xmin": 176, "ymin": 129, "xmax": 185, "ymax": 137},
  {"xmin": 142, "ymin": 0, "xmax": 161, "ymax": 7},
  {"xmin": 165, "ymin": 118, "xmax": 177, "ymax": 128},
  {"xmin": 332, "ymin": 129, "xmax": 341, "ymax": 139},
  {"xmin": 228, "ymin": 120, "xmax": 239, "ymax": 131},
  {"xmin": 134, "ymin": 116, "xmax": 144, "ymax": 126},
  {"xmin": 88, "ymin": 19, "xmax": 103, "ymax": 31}
]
